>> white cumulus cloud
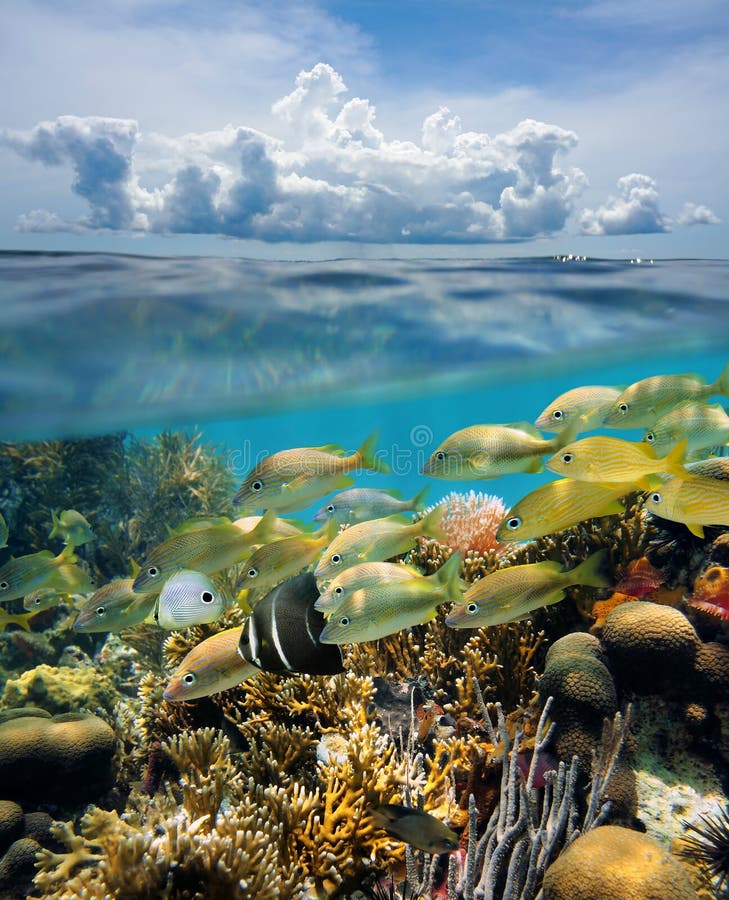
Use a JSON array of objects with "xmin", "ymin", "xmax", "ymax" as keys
[
  {"xmin": 675, "ymin": 201, "xmax": 721, "ymax": 226},
  {"xmin": 0, "ymin": 64, "xmax": 649, "ymax": 243},
  {"xmin": 578, "ymin": 173, "xmax": 671, "ymax": 235}
]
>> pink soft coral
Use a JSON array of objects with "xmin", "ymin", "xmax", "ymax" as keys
[{"xmin": 429, "ymin": 491, "xmax": 509, "ymax": 557}]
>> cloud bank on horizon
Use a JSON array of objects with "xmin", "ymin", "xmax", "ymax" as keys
[{"xmin": 1, "ymin": 63, "xmax": 719, "ymax": 244}]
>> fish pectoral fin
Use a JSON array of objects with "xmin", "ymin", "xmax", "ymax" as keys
[
  {"xmin": 526, "ymin": 458, "xmax": 544, "ymax": 474},
  {"xmin": 686, "ymin": 522, "xmax": 706, "ymax": 539}
]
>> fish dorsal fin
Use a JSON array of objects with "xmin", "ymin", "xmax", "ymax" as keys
[{"xmin": 310, "ymin": 443, "xmax": 346, "ymax": 456}]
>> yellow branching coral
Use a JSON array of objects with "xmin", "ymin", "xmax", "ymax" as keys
[
  {"xmin": 239, "ymin": 722, "xmax": 318, "ymax": 786},
  {"xmin": 298, "ymin": 719, "xmax": 408, "ymax": 894},
  {"xmin": 163, "ymin": 727, "xmax": 243, "ymax": 822}
]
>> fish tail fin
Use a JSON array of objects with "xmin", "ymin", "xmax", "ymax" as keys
[
  {"xmin": 713, "ymin": 359, "xmax": 729, "ymax": 397},
  {"xmin": 55, "ymin": 544, "xmax": 77, "ymax": 565},
  {"xmin": 408, "ymin": 485, "xmax": 430, "ymax": 511},
  {"xmin": 433, "ymin": 551, "xmax": 464, "ymax": 604},
  {"xmin": 415, "ymin": 503, "xmax": 448, "ymax": 542},
  {"xmin": 248, "ymin": 509, "xmax": 279, "ymax": 545},
  {"xmin": 355, "ymin": 432, "xmax": 391, "ymax": 475},
  {"xmin": 569, "ymin": 548, "xmax": 611, "ymax": 589},
  {"xmin": 48, "ymin": 511, "xmax": 61, "ymax": 540},
  {"xmin": 16, "ymin": 612, "xmax": 34, "ymax": 632},
  {"xmin": 663, "ymin": 439, "xmax": 689, "ymax": 477},
  {"xmin": 550, "ymin": 417, "xmax": 582, "ymax": 451}
]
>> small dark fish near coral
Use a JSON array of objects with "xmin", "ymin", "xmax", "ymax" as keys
[
  {"xmin": 238, "ymin": 572, "xmax": 344, "ymax": 675},
  {"xmin": 369, "ymin": 804, "xmax": 459, "ymax": 855}
]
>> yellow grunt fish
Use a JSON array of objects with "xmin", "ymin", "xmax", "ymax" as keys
[
  {"xmin": 534, "ymin": 385, "xmax": 623, "ymax": 434},
  {"xmin": 446, "ymin": 549, "xmax": 610, "ymax": 629},
  {"xmin": 133, "ymin": 513, "xmax": 279, "ymax": 594},
  {"xmin": 497, "ymin": 479, "xmax": 634, "ymax": 542},
  {"xmin": 318, "ymin": 552, "xmax": 463, "ymax": 645},
  {"xmin": 234, "ymin": 432, "xmax": 391, "ymax": 512},
  {"xmin": 49, "ymin": 509, "xmax": 96, "ymax": 547},
  {"xmin": 23, "ymin": 587, "xmax": 66, "ymax": 613},
  {"xmin": 422, "ymin": 421, "xmax": 578, "ymax": 480},
  {"xmin": 163, "ymin": 627, "xmax": 259, "ymax": 702},
  {"xmin": 314, "ymin": 505, "xmax": 446, "ymax": 584},
  {"xmin": 645, "ymin": 475, "xmax": 729, "ymax": 538},
  {"xmin": 602, "ymin": 361, "xmax": 729, "ymax": 429},
  {"xmin": 642, "ymin": 402, "xmax": 729, "ymax": 456},
  {"xmin": 243, "ymin": 526, "xmax": 335, "ymax": 598},
  {"xmin": 315, "ymin": 560, "xmax": 423, "ymax": 615},
  {"xmin": 0, "ymin": 545, "xmax": 93, "ymax": 604},
  {"xmin": 545, "ymin": 436, "xmax": 687, "ymax": 489},
  {"xmin": 73, "ymin": 579, "xmax": 157, "ymax": 632}
]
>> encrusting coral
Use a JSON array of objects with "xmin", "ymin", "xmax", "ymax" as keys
[{"xmin": 0, "ymin": 663, "xmax": 118, "ymax": 715}]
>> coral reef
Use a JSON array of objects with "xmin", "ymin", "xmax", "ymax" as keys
[{"xmin": 541, "ymin": 825, "xmax": 698, "ymax": 899}]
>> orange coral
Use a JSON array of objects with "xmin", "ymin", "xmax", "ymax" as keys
[{"xmin": 590, "ymin": 592, "xmax": 637, "ymax": 634}]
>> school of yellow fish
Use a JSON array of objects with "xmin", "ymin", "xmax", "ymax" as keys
[{"xmin": 3, "ymin": 362, "xmax": 729, "ymax": 706}]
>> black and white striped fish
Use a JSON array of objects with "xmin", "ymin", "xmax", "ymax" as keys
[{"xmin": 238, "ymin": 573, "xmax": 344, "ymax": 675}]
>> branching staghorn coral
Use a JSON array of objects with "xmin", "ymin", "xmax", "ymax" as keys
[
  {"xmin": 34, "ymin": 729, "xmax": 315, "ymax": 899},
  {"xmin": 345, "ymin": 620, "xmax": 545, "ymax": 720}
]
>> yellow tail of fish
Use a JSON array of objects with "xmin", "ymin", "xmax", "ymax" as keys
[
  {"xmin": 568, "ymin": 548, "xmax": 611, "ymax": 589},
  {"xmin": 355, "ymin": 432, "xmax": 392, "ymax": 475},
  {"xmin": 432, "ymin": 551, "xmax": 464, "ymax": 604},
  {"xmin": 414, "ymin": 503, "xmax": 448, "ymax": 543},
  {"xmin": 712, "ymin": 359, "xmax": 729, "ymax": 397},
  {"xmin": 661, "ymin": 439, "xmax": 689, "ymax": 478}
]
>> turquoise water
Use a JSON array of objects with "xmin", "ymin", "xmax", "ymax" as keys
[{"xmin": 3, "ymin": 250, "xmax": 729, "ymax": 509}]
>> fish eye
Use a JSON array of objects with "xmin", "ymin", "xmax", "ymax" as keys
[
  {"xmin": 619, "ymin": 403, "xmax": 629, "ymax": 413},
  {"xmin": 96, "ymin": 606, "xmax": 106, "ymax": 617},
  {"xmin": 147, "ymin": 566, "xmax": 159, "ymax": 578},
  {"xmin": 552, "ymin": 409, "xmax": 563, "ymax": 420},
  {"xmin": 34, "ymin": 597, "xmax": 43, "ymax": 606},
  {"xmin": 251, "ymin": 480, "xmax": 263, "ymax": 492},
  {"xmin": 435, "ymin": 451, "xmax": 445, "ymax": 461},
  {"xmin": 561, "ymin": 453, "xmax": 573, "ymax": 464},
  {"xmin": 201, "ymin": 590, "xmax": 215, "ymax": 604},
  {"xmin": 331, "ymin": 554, "xmax": 342, "ymax": 565},
  {"xmin": 182, "ymin": 673, "xmax": 196, "ymax": 685},
  {"xmin": 506, "ymin": 516, "xmax": 522, "ymax": 531},
  {"xmin": 645, "ymin": 432, "xmax": 655, "ymax": 443},
  {"xmin": 247, "ymin": 567, "xmax": 258, "ymax": 579},
  {"xmin": 650, "ymin": 492, "xmax": 662, "ymax": 504},
  {"xmin": 466, "ymin": 602, "xmax": 479, "ymax": 615},
  {"xmin": 0, "ymin": 581, "xmax": 8, "ymax": 591},
  {"xmin": 326, "ymin": 504, "xmax": 335, "ymax": 512},
  {"xmin": 334, "ymin": 586, "xmax": 343, "ymax": 596},
  {"xmin": 338, "ymin": 615, "xmax": 350, "ymax": 626}
]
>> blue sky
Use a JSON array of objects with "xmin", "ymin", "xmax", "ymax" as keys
[{"xmin": 1, "ymin": 0, "xmax": 727, "ymax": 258}]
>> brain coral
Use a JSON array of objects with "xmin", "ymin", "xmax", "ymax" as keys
[
  {"xmin": 542, "ymin": 825, "xmax": 697, "ymax": 899},
  {"xmin": 0, "ymin": 712, "xmax": 115, "ymax": 805},
  {"xmin": 600, "ymin": 601, "xmax": 700, "ymax": 694}
]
